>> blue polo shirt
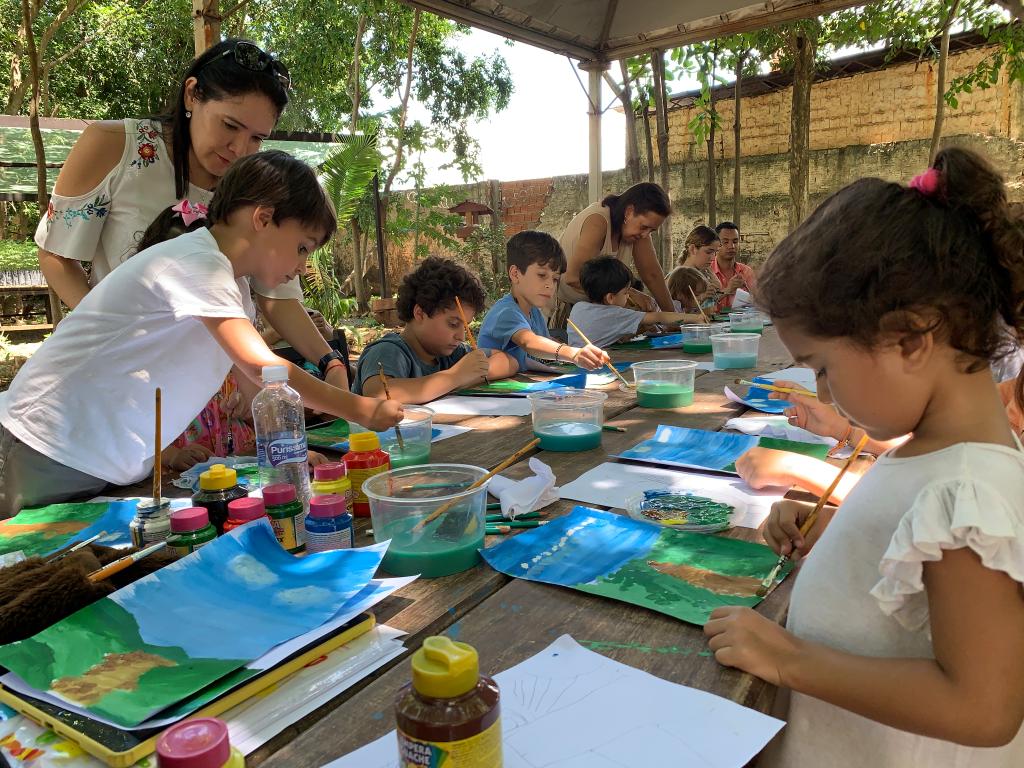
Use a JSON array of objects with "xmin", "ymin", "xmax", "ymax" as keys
[{"xmin": 477, "ymin": 293, "xmax": 548, "ymax": 372}]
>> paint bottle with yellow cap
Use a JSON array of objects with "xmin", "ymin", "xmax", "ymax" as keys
[
  {"xmin": 395, "ymin": 636, "xmax": 502, "ymax": 767},
  {"xmin": 191, "ymin": 463, "xmax": 248, "ymax": 535}
]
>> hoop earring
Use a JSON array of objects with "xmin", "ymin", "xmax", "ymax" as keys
[{"xmin": 185, "ymin": 110, "xmax": 192, "ymax": 118}]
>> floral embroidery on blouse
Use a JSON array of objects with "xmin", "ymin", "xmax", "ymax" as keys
[
  {"xmin": 129, "ymin": 121, "xmax": 160, "ymax": 169},
  {"xmin": 49, "ymin": 194, "xmax": 112, "ymax": 229}
]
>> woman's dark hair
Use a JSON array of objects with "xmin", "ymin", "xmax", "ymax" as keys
[
  {"xmin": 135, "ymin": 206, "xmax": 206, "ymax": 254},
  {"xmin": 396, "ymin": 256, "xmax": 487, "ymax": 322},
  {"xmin": 156, "ymin": 39, "xmax": 290, "ymax": 198},
  {"xmin": 601, "ymin": 182, "xmax": 671, "ymax": 236},
  {"xmin": 581, "ymin": 256, "xmax": 633, "ymax": 303},
  {"xmin": 684, "ymin": 225, "xmax": 719, "ymax": 250},
  {"xmin": 208, "ymin": 150, "xmax": 336, "ymax": 246},
  {"xmin": 757, "ymin": 146, "xmax": 1024, "ymax": 380}
]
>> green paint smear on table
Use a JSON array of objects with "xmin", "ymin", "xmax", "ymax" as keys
[
  {"xmin": 574, "ymin": 528, "xmax": 793, "ymax": 625},
  {"xmin": 0, "ymin": 598, "xmax": 242, "ymax": 727},
  {"xmin": 306, "ymin": 419, "xmax": 350, "ymax": 448},
  {"xmin": 721, "ymin": 436, "xmax": 830, "ymax": 472},
  {"xmin": 0, "ymin": 502, "xmax": 114, "ymax": 557}
]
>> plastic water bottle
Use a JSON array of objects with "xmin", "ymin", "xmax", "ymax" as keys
[{"xmin": 252, "ymin": 365, "xmax": 312, "ymax": 516}]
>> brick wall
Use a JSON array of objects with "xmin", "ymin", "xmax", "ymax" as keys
[{"xmin": 664, "ymin": 45, "xmax": 1021, "ymax": 162}]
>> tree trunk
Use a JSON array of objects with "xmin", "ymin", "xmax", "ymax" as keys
[
  {"xmin": 21, "ymin": 0, "xmax": 47, "ymax": 210},
  {"xmin": 651, "ymin": 49, "xmax": 673, "ymax": 270},
  {"xmin": 930, "ymin": 0, "xmax": 961, "ymax": 162},
  {"xmin": 733, "ymin": 52, "xmax": 746, "ymax": 227},
  {"xmin": 5, "ymin": 33, "xmax": 27, "ymax": 115},
  {"xmin": 619, "ymin": 59, "xmax": 641, "ymax": 184},
  {"xmin": 642, "ymin": 104, "xmax": 655, "ymax": 183},
  {"xmin": 192, "ymin": 0, "xmax": 221, "ymax": 56},
  {"xmin": 788, "ymin": 29, "xmax": 816, "ymax": 233},
  {"xmin": 350, "ymin": 220, "xmax": 368, "ymax": 312}
]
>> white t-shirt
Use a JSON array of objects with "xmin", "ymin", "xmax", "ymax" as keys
[
  {"xmin": 761, "ymin": 442, "xmax": 1024, "ymax": 767},
  {"xmin": 33, "ymin": 118, "xmax": 300, "ymax": 300},
  {"xmin": 567, "ymin": 301, "xmax": 645, "ymax": 348},
  {"xmin": 0, "ymin": 228, "xmax": 255, "ymax": 485}
]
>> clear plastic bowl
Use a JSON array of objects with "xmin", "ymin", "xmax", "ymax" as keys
[
  {"xmin": 364, "ymin": 463, "xmax": 488, "ymax": 578},
  {"xmin": 349, "ymin": 405, "xmax": 433, "ymax": 469},
  {"xmin": 711, "ymin": 333, "xmax": 761, "ymax": 369},
  {"xmin": 527, "ymin": 387, "xmax": 606, "ymax": 452},
  {"xmin": 679, "ymin": 323, "xmax": 727, "ymax": 354},
  {"xmin": 631, "ymin": 360, "xmax": 698, "ymax": 408},
  {"xmin": 729, "ymin": 311, "xmax": 765, "ymax": 334}
]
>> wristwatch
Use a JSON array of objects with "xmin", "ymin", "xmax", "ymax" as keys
[{"xmin": 317, "ymin": 350, "xmax": 344, "ymax": 377}]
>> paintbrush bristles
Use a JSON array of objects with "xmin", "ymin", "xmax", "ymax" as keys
[
  {"xmin": 688, "ymin": 286, "xmax": 710, "ymax": 324},
  {"xmin": 153, "ymin": 387, "xmax": 161, "ymax": 505},
  {"xmin": 565, "ymin": 318, "xmax": 633, "ymax": 388},
  {"xmin": 377, "ymin": 363, "xmax": 405, "ymax": 451},
  {"xmin": 756, "ymin": 433, "xmax": 870, "ymax": 597}
]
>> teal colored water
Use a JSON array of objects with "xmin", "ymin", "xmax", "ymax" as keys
[
  {"xmin": 681, "ymin": 342, "xmax": 712, "ymax": 354},
  {"xmin": 730, "ymin": 327, "xmax": 764, "ymax": 334},
  {"xmin": 380, "ymin": 514, "xmax": 482, "ymax": 577},
  {"xmin": 383, "ymin": 443, "xmax": 431, "ymax": 468},
  {"xmin": 636, "ymin": 382, "xmax": 694, "ymax": 408},
  {"xmin": 534, "ymin": 422, "xmax": 602, "ymax": 452},
  {"xmin": 714, "ymin": 352, "xmax": 758, "ymax": 368}
]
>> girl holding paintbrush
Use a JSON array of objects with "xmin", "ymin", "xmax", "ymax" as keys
[{"xmin": 705, "ymin": 148, "xmax": 1024, "ymax": 765}]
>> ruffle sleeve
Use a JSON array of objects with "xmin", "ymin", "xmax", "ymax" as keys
[
  {"xmin": 33, "ymin": 178, "xmax": 114, "ymax": 263},
  {"xmin": 870, "ymin": 478, "xmax": 1024, "ymax": 632}
]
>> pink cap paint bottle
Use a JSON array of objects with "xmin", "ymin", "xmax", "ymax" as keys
[{"xmin": 156, "ymin": 717, "xmax": 244, "ymax": 768}]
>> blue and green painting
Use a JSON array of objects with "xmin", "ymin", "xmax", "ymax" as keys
[
  {"xmin": 0, "ymin": 522, "xmax": 385, "ymax": 727},
  {"xmin": 481, "ymin": 506, "xmax": 792, "ymax": 625},
  {"xmin": 458, "ymin": 373, "xmax": 586, "ymax": 396},
  {"xmin": 615, "ymin": 424, "xmax": 829, "ymax": 474},
  {"xmin": 0, "ymin": 500, "xmax": 138, "ymax": 558}
]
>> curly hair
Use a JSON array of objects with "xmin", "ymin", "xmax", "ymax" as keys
[
  {"xmin": 396, "ymin": 256, "xmax": 487, "ymax": 322},
  {"xmin": 756, "ymin": 147, "xmax": 1024, "ymax": 381}
]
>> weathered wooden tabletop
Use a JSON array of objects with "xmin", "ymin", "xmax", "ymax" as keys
[{"xmin": 225, "ymin": 329, "xmax": 800, "ymax": 767}]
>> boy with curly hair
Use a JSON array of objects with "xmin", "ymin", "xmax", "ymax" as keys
[{"xmin": 353, "ymin": 257, "xmax": 519, "ymax": 403}]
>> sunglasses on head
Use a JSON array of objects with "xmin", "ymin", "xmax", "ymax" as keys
[{"xmin": 209, "ymin": 41, "xmax": 290, "ymax": 90}]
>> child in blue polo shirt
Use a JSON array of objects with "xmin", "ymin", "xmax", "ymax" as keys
[{"xmin": 478, "ymin": 231, "xmax": 608, "ymax": 371}]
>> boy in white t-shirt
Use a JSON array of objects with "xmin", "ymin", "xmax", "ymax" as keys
[
  {"xmin": 0, "ymin": 151, "xmax": 402, "ymax": 517},
  {"xmin": 567, "ymin": 256, "xmax": 703, "ymax": 348}
]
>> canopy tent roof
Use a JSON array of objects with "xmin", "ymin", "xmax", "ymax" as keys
[{"xmin": 401, "ymin": 0, "xmax": 863, "ymax": 63}]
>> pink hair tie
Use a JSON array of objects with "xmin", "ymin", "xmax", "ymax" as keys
[
  {"xmin": 909, "ymin": 167, "xmax": 941, "ymax": 197},
  {"xmin": 171, "ymin": 199, "xmax": 208, "ymax": 227}
]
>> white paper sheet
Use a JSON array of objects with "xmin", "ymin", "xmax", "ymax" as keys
[
  {"xmin": 725, "ymin": 414, "xmax": 835, "ymax": 446},
  {"xmin": 427, "ymin": 396, "xmax": 532, "ymax": 417},
  {"xmin": 323, "ymin": 634, "xmax": 784, "ymax": 768},
  {"xmin": 558, "ymin": 461, "xmax": 786, "ymax": 529},
  {"xmin": 756, "ymin": 366, "xmax": 817, "ymax": 393},
  {"xmin": 430, "ymin": 423, "xmax": 473, "ymax": 441}
]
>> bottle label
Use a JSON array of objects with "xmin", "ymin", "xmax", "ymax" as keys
[
  {"xmin": 270, "ymin": 515, "xmax": 303, "ymax": 552},
  {"xmin": 305, "ymin": 526, "xmax": 354, "ymax": 552},
  {"xmin": 397, "ymin": 718, "xmax": 502, "ymax": 767},
  {"xmin": 257, "ymin": 433, "xmax": 308, "ymax": 467},
  {"xmin": 349, "ymin": 464, "xmax": 389, "ymax": 505}
]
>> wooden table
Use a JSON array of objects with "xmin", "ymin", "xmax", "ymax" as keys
[{"xmin": 230, "ymin": 329, "xmax": 798, "ymax": 767}]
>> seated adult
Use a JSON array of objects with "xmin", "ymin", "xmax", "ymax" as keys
[
  {"xmin": 711, "ymin": 221, "xmax": 756, "ymax": 311},
  {"xmin": 678, "ymin": 225, "xmax": 723, "ymax": 308},
  {"xmin": 553, "ymin": 183, "xmax": 675, "ymax": 330}
]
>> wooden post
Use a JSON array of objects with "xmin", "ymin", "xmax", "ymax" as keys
[
  {"xmin": 192, "ymin": 0, "xmax": 221, "ymax": 56},
  {"xmin": 488, "ymin": 179, "xmax": 502, "ymax": 276},
  {"xmin": 788, "ymin": 29, "xmax": 816, "ymax": 233}
]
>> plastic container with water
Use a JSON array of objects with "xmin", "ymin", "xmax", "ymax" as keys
[
  {"xmin": 679, "ymin": 323, "xmax": 726, "ymax": 354},
  {"xmin": 349, "ymin": 405, "xmax": 434, "ymax": 469},
  {"xmin": 729, "ymin": 311, "xmax": 765, "ymax": 334},
  {"xmin": 364, "ymin": 464, "xmax": 489, "ymax": 578},
  {"xmin": 527, "ymin": 388, "xmax": 606, "ymax": 452},
  {"xmin": 711, "ymin": 332, "xmax": 761, "ymax": 369},
  {"xmin": 632, "ymin": 360, "xmax": 698, "ymax": 408}
]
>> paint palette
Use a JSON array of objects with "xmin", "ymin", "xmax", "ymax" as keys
[{"xmin": 624, "ymin": 490, "xmax": 736, "ymax": 533}]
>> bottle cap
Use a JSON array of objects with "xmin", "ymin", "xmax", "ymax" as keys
[
  {"xmin": 313, "ymin": 462, "xmax": 347, "ymax": 482},
  {"xmin": 227, "ymin": 497, "xmax": 266, "ymax": 522},
  {"xmin": 156, "ymin": 717, "xmax": 230, "ymax": 768},
  {"xmin": 169, "ymin": 507, "xmax": 210, "ymax": 534},
  {"xmin": 261, "ymin": 365, "xmax": 289, "ymax": 383},
  {"xmin": 309, "ymin": 495, "xmax": 347, "ymax": 519},
  {"xmin": 198, "ymin": 463, "xmax": 238, "ymax": 491},
  {"xmin": 262, "ymin": 483, "xmax": 297, "ymax": 506},
  {"xmin": 348, "ymin": 432, "xmax": 381, "ymax": 452},
  {"xmin": 411, "ymin": 636, "xmax": 479, "ymax": 699}
]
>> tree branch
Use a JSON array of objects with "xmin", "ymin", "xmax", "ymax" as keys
[
  {"xmin": 44, "ymin": 0, "xmax": 151, "ymax": 72},
  {"xmin": 221, "ymin": 0, "xmax": 255, "ymax": 23},
  {"xmin": 383, "ymin": 8, "xmax": 420, "ymax": 197},
  {"xmin": 41, "ymin": 0, "xmax": 93, "ymax": 55}
]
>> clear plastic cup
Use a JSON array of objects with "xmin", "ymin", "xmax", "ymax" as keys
[
  {"xmin": 729, "ymin": 311, "xmax": 765, "ymax": 334},
  {"xmin": 350, "ymin": 405, "xmax": 433, "ymax": 469},
  {"xmin": 711, "ymin": 333, "xmax": 761, "ymax": 369},
  {"xmin": 632, "ymin": 360, "xmax": 698, "ymax": 408},
  {"xmin": 364, "ymin": 464, "xmax": 488, "ymax": 578},
  {"xmin": 679, "ymin": 323, "xmax": 727, "ymax": 354},
  {"xmin": 527, "ymin": 387, "xmax": 606, "ymax": 452}
]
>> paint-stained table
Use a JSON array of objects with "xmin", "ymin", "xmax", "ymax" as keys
[{"xmin": 233, "ymin": 329, "xmax": 801, "ymax": 767}]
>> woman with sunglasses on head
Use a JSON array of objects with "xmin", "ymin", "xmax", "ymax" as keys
[{"xmin": 36, "ymin": 40, "xmax": 349, "ymax": 388}]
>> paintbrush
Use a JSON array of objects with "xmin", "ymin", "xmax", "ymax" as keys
[
  {"xmin": 153, "ymin": 387, "xmax": 162, "ymax": 505},
  {"xmin": 44, "ymin": 531, "xmax": 107, "ymax": 564},
  {"xmin": 414, "ymin": 437, "xmax": 541, "ymax": 532},
  {"xmin": 734, "ymin": 379, "xmax": 817, "ymax": 398},
  {"xmin": 454, "ymin": 295, "xmax": 489, "ymax": 387},
  {"xmin": 87, "ymin": 541, "xmax": 167, "ymax": 583},
  {"xmin": 377, "ymin": 362, "xmax": 405, "ymax": 452},
  {"xmin": 566, "ymin": 318, "xmax": 633, "ymax": 389},
  {"xmin": 756, "ymin": 433, "xmax": 870, "ymax": 597},
  {"xmin": 688, "ymin": 286, "xmax": 710, "ymax": 323},
  {"xmin": 486, "ymin": 510, "xmax": 543, "ymax": 522}
]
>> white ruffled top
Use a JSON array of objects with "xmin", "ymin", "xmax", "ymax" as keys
[{"xmin": 760, "ymin": 441, "xmax": 1024, "ymax": 767}]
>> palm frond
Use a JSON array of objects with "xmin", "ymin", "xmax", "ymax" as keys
[{"xmin": 320, "ymin": 133, "xmax": 382, "ymax": 223}]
